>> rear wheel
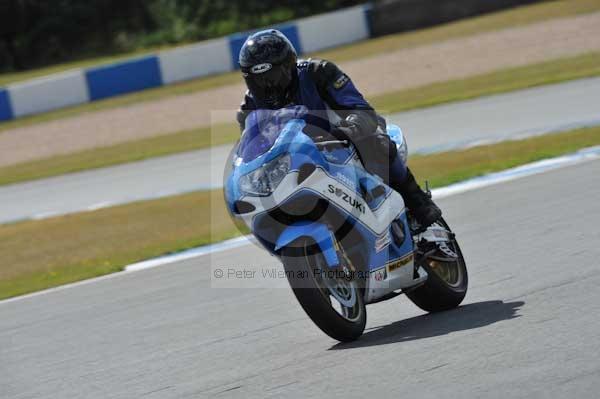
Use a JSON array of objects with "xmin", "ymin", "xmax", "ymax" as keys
[
  {"xmin": 406, "ymin": 217, "xmax": 468, "ymax": 312},
  {"xmin": 281, "ymin": 238, "xmax": 366, "ymax": 342}
]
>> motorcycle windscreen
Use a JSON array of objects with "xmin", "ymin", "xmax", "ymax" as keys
[{"xmin": 238, "ymin": 106, "xmax": 308, "ymax": 162}]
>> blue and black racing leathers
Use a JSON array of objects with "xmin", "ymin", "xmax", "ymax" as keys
[{"xmin": 236, "ymin": 58, "xmax": 407, "ymax": 186}]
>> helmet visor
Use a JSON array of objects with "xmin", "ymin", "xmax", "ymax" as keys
[{"xmin": 243, "ymin": 62, "xmax": 293, "ymax": 108}]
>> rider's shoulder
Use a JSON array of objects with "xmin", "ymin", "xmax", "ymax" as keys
[{"xmin": 300, "ymin": 58, "xmax": 342, "ymax": 84}]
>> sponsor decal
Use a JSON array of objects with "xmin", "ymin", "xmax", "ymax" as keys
[
  {"xmin": 374, "ymin": 231, "xmax": 391, "ymax": 253},
  {"xmin": 335, "ymin": 172, "xmax": 355, "ymax": 188},
  {"xmin": 251, "ymin": 63, "xmax": 272, "ymax": 74},
  {"xmin": 386, "ymin": 253, "xmax": 414, "ymax": 273},
  {"xmin": 327, "ymin": 184, "xmax": 365, "ymax": 214},
  {"xmin": 373, "ymin": 268, "xmax": 386, "ymax": 282},
  {"xmin": 333, "ymin": 74, "xmax": 349, "ymax": 89}
]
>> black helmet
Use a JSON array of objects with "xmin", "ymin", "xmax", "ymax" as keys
[{"xmin": 239, "ymin": 29, "xmax": 298, "ymax": 109}]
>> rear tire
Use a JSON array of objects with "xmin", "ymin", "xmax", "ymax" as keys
[
  {"xmin": 282, "ymin": 238, "xmax": 366, "ymax": 342},
  {"xmin": 406, "ymin": 217, "xmax": 468, "ymax": 312}
]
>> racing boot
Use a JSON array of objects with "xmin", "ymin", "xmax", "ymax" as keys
[{"xmin": 394, "ymin": 168, "xmax": 441, "ymax": 228}]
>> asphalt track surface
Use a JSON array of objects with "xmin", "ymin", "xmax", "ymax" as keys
[
  {"xmin": 2, "ymin": 159, "xmax": 600, "ymax": 398},
  {"xmin": 2, "ymin": 77, "xmax": 600, "ymax": 224}
]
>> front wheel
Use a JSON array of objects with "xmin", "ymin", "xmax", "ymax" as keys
[
  {"xmin": 281, "ymin": 238, "xmax": 366, "ymax": 342},
  {"xmin": 406, "ymin": 217, "xmax": 468, "ymax": 312}
]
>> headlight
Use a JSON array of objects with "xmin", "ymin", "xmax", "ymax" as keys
[{"xmin": 239, "ymin": 153, "xmax": 291, "ymax": 196}]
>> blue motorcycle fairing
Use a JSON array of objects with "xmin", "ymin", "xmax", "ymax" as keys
[
  {"xmin": 227, "ymin": 106, "xmax": 386, "ymax": 206},
  {"xmin": 238, "ymin": 106, "xmax": 310, "ymax": 162},
  {"xmin": 225, "ymin": 115, "xmax": 324, "ymax": 204},
  {"xmin": 274, "ymin": 221, "xmax": 340, "ymax": 268},
  {"xmin": 226, "ymin": 106, "xmax": 415, "ymax": 275},
  {"xmin": 249, "ymin": 186, "xmax": 412, "ymax": 273}
]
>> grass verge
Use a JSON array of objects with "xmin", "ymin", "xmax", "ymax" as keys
[
  {"xmin": 0, "ymin": 123, "xmax": 239, "ymax": 186},
  {"xmin": 1, "ymin": 0, "xmax": 598, "ymax": 131},
  {"xmin": 370, "ymin": 52, "xmax": 600, "ymax": 113},
  {"xmin": 1, "ymin": 51, "xmax": 599, "ymax": 186},
  {"xmin": 0, "ymin": 190, "xmax": 242, "ymax": 299},
  {"xmin": 409, "ymin": 125, "xmax": 600, "ymax": 187},
  {"xmin": 1, "ymin": 125, "xmax": 599, "ymax": 299}
]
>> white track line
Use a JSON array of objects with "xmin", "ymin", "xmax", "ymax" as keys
[
  {"xmin": 0, "ymin": 236, "xmax": 252, "ymax": 305},
  {"xmin": 433, "ymin": 145, "xmax": 600, "ymax": 199},
  {"xmin": 2, "ymin": 145, "xmax": 599, "ymax": 305},
  {"xmin": 414, "ymin": 118, "xmax": 600, "ymax": 155},
  {"xmin": 125, "ymin": 236, "xmax": 251, "ymax": 272}
]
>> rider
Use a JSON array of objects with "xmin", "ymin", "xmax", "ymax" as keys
[{"xmin": 236, "ymin": 29, "xmax": 441, "ymax": 227}]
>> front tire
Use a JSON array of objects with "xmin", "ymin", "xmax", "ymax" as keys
[
  {"xmin": 281, "ymin": 238, "xmax": 366, "ymax": 342},
  {"xmin": 406, "ymin": 217, "xmax": 468, "ymax": 312}
]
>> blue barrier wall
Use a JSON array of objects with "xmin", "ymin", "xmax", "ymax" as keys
[
  {"xmin": 0, "ymin": 4, "xmax": 370, "ymax": 122},
  {"xmin": 0, "ymin": 89, "xmax": 14, "ymax": 122},
  {"xmin": 86, "ymin": 56, "xmax": 163, "ymax": 101}
]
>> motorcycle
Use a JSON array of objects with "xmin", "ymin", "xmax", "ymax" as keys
[{"xmin": 224, "ymin": 105, "xmax": 468, "ymax": 342}]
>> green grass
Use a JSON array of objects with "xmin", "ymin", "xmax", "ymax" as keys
[
  {"xmin": 1, "ymin": 51, "xmax": 599, "ymax": 187},
  {"xmin": 0, "ymin": 190, "xmax": 242, "ymax": 299},
  {"xmin": 409, "ymin": 126, "xmax": 600, "ymax": 187},
  {"xmin": 0, "ymin": 123, "xmax": 239, "ymax": 186},
  {"xmin": 1, "ymin": 0, "xmax": 598, "ymax": 132},
  {"xmin": 1, "ymin": 125, "xmax": 599, "ymax": 299},
  {"xmin": 370, "ymin": 51, "xmax": 600, "ymax": 114}
]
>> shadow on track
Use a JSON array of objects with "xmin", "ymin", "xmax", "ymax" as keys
[{"xmin": 329, "ymin": 300, "xmax": 524, "ymax": 350}]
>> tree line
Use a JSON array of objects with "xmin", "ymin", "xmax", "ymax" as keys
[{"xmin": 0, "ymin": 0, "xmax": 363, "ymax": 72}]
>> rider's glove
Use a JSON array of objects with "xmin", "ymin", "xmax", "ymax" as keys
[
  {"xmin": 331, "ymin": 112, "xmax": 382, "ymax": 140},
  {"xmin": 330, "ymin": 117, "xmax": 361, "ymax": 142},
  {"xmin": 332, "ymin": 115, "xmax": 397, "ymax": 163}
]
